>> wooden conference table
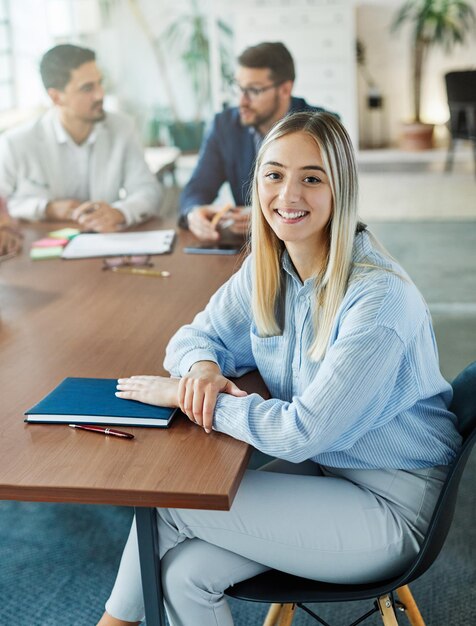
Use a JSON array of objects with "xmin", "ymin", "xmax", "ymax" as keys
[{"xmin": 0, "ymin": 219, "xmax": 261, "ymax": 625}]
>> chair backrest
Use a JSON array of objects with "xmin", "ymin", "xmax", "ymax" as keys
[
  {"xmin": 445, "ymin": 71, "xmax": 476, "ymax": 104},
  {"xmin": 445, "ymin": 72, "xmax": 476, "ymax": 139},
  {"xmin": 397, "ymin": 361, "xmax": 476, "ymax": 586},
  {"xmin": 450, "ymin": 361, "xmax": 476, "ymax": 439}
]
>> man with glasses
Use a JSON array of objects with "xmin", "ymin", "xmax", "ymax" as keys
[
  {"xmin": 0, "ymin": 44, "xmax": 162, "ymax": 233},
  {"xmin": 179, "ymin": 41, "xmax": 336, "ymax": 241}
]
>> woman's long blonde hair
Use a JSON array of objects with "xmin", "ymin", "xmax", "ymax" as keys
[{"xmin": 250, "ymin": 111, "xmax": 359, "ymax": 361}]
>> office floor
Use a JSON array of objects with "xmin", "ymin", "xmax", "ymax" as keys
[{"xmin": 1, "ymin": 147, "xmax": 475, "ymax": 625}]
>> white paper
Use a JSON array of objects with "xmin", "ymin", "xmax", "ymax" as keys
[{"xmin": 62, "ymin": 230, "xmax": 175, "ymax": 259}]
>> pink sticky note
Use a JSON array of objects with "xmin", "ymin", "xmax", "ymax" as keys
[{"xmin": 33, "ymin": 238, "xmax": 69, "ymax": 248}]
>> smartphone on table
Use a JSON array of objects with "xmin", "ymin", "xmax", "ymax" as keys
[{"xmin": 183, "ymin": 243, "xmax": 241, "ymax": 255}]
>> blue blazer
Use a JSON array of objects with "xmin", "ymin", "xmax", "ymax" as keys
[{"xmin": 179, "ymin": 97, "xmax": 333, "ymax": 226}]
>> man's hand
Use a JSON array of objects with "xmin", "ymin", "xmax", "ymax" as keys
[
  {"xmin": 228, "ymin": 206, "xmax": 250, "ymax": 236},
  {"xmin": 45, "ymin": 199, "xmax": 81, "ymax": 221},
  {"xmin": 178, "ymin": 361, "xmax": 247, "ymax": 433},
  {"xmin": 187, "ymin": 205, "xmax": 251, "ymax": 241},
  {"xmin": 116, "ymin": 375, "xmax": 180, "ymax": 407},
  {"xmin": 187, "ymin": 205, "xmax": 221, "ymax": 241},
  {"xmin": 72, "ymin": 201, "xmax": 126, "ymax": 233}
]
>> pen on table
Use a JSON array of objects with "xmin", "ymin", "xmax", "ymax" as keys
[
  {"xmin": 110, "ymin": 267, "xmax": 171, "ymax": 277},
  {"xmin": 69, "ymin": 424, "xmax": 134, "ymax": 439}
]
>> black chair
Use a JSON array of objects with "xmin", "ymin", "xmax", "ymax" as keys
[
  {"xmin": 444, "ymin": 71, "xmax": 476, "ymax": 178},
  {"xmin": 225, "ymin": 361, "xmax": 476, "ymax": 626}
]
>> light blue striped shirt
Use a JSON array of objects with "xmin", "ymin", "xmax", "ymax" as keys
[{"xmin": 164, "ymin": 231, "xmax": 461, "ymax": 469}]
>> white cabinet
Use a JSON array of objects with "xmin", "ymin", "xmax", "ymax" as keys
[{"xmin": 232, "ymin": 0, "xmax": 358, "ymax": 146}]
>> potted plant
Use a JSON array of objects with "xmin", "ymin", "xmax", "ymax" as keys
[
  {"xmin": 126, "ymin": 0, "xmax": 233, "ymax": 151},
  {"xmin": 160, "ymin": 0, "xmax": 233, "ymax": 151},
  {"xmin": 391, "ymin": 0, "xmax": 476, "ymax": 150}
]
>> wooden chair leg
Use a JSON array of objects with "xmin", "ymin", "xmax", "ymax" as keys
[
  {"xmin": 277, "ymin": 603, "xmax": 297, "ymax": 626},
  {"xmin": 377, "ymin": 594, "xmax": 399, "ymax": 626},
  {"xmin": 263, "ymin": 603, "xmax": 283, "ymax": 626},
  {"xmin": 397, "ymin": 585, "xmax": 426, "ymax": 626}
]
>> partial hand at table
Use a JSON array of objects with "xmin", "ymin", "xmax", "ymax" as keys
[{"xmin": 0, "ymin": 224, "xmax": 23, "ymax": 257}]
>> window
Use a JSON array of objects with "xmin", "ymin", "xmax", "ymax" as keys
[{"xmin": 0, "ymin": 0, "xmax": 14, "ymax": 111}]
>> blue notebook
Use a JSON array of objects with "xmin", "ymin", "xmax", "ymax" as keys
[{"xmin": 25, "ymin": 377, "xmax": 177, "ymax": 428}]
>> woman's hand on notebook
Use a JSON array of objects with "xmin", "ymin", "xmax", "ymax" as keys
[
  {"xmin": 116, "ymin": 365, "xmax": 248, "ymax": 434},
  {"xmin": 116, "ymin": 375, "xmax": 179, "ymax": 408}
]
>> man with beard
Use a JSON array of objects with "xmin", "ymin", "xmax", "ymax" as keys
[
  {"xmin": 179, "ymin": 41, "xmax": 336, "ymax": 241},
  {"xmin": 0, "ymin": 45, "xmax": 161, "ymax": 233}
]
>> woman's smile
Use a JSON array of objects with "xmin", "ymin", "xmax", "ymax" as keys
[{"xmin": 273, "ymin": 208, "xmax": 310, "ymax": 223}]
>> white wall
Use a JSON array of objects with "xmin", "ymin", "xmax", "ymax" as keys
[
  {"xmin": 4, "ymin": 0, "xmax": 476, "ymax": 148},
  {"xmin": 10, "ymin": 0, "xmax": 52, "ymax": 111}
]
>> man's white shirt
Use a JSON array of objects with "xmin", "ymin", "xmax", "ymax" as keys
[{"xmin": 0, "ymin": 108, "xmax": 162, "ymax": 226}]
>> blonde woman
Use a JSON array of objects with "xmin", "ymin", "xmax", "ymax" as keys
[{"xmin": 98, "ymin": 112, "xmax": 461, "ymax": 626}]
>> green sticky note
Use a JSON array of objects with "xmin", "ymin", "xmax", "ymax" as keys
[
  {"xmin": 48, "ymin": 228, "xmax": 80, "ymax": 240},
  {"xmin": 30, "ymin": 246, "xmax": 64, "ymax": 260}
]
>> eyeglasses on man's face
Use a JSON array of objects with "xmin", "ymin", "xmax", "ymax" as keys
[{"xmin": 230, "ymin": 81, "xmax": 282, "ymax": 100}]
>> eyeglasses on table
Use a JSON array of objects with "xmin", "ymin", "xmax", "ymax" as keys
[{"xmin": 102, "ymin": 255, "xmax": 153, "ymax": 270}]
